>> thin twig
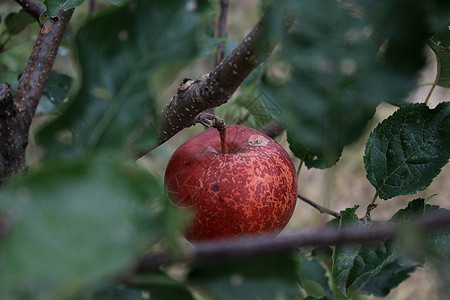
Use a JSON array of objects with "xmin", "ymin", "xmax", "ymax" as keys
[
  {"xmin": 297, "ymin": 193, "xmax": 341, "ymax": 218},
  {"xmin": 258, "ymin": 119, "xmax": 285, "ymax": 139},
  {"xmin": 204, "ymin": 0, "xmax": 230, "ymax": 116},
  {"xmin": 88, "ymin": 0, "xmax": 96, "ymax": 17},
  {"xmin": 216, "ymin": 0, "xmax": 230, "ymax": 65},
  {"xmin": 424, "ymin": 55, "xmax": 441, "ymax": 105},
  {"xmin": 14, "ymin": 0, "xmax": 44, "ymax": 21}
]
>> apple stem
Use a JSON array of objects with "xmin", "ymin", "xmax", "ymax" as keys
[
  {"xmin": 219, "ymin": 125, "xmax": 228, "ymax": 154},
  {"xmin": 194, "ymin": 112, "xmax": 229, "ymax": 154}
]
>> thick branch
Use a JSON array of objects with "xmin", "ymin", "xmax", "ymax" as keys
[
  {"xmin": 155, "ymin": 16, "xmax": 278, "ymax": 150},
  {"xmin": 131, "ymin": 210, "xmax": 450, "ymax": 273},
  {"xmin": 0, "ymin": 9, "xmax": 73, "ymax": 185},
  {"xmin": 14, "ymin": 0, "xmax": 44, "ymax": 21}
]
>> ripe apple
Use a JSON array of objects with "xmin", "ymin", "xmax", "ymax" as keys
[{"xmin": 164, "ymin": 125, "xmax": 298, "ymax": 242}]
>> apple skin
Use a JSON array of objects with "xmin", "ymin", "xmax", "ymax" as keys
[{"xmin": 164, "ymin": 125, "xmax": 298, "ymax": 242}]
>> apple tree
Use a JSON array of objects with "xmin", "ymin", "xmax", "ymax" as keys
[{"xmin": 0, "ymin": 0, "xmax": 449, "ymax": 299}]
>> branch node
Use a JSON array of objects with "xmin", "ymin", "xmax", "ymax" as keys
[{"xmin": 194, "ymin": 112, "xmax": 228, "ymax": 154}]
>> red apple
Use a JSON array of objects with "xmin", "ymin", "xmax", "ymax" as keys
[{"xmin": 164, "ymin": 125, "xmax": 298, "ymax": 242}]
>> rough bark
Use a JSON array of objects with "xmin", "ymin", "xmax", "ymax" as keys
[
  {"xmin": 0, "ymin": 9, "xmax": 73, "ymax": 185},
  {"xmin": 156, "ymin": 17, "xmax": 278, "ymax": 149}
]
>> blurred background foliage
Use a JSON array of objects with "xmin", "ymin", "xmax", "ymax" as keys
[{"xmin": 0, "ymin": 0, "xmax": 449, "ymax": 299}]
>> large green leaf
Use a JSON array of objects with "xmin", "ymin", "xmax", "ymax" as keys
[
  {"xmin": 0, "ymin": 157, "xmax": 172, "ymax": 299},
  {"xmin": 428, "ymin": 24, "xmax": 450, "ymax": 88},
  {"xmin": 37, "ymin": 0, "xmax": 199, "ymax": 159},
  {"xmin": 364, "ymin": 102, "xmax": 450, "ymax": 200},
  {"xmin": 263, "ymin": 0, "xmax": 422, "ymax": 165},
  {"xmin": 188, "ymin": 252, "xmax": 301, "ymax": 300}
]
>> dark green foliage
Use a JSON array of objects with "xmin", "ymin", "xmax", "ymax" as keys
[
  {"xmin": 4, "ymin": 10, "xmax": 35, "ymax": 36},
  {"xmin": 428, "ymin": 24, "xmax": 450, "ymax": 88},
  {"xmin": 364, "ymin": 103, "xmax": 450, "ymax": 199},
  {"xmin": 188, "ymin": 253, "xmax": 301, "ymax": 300},
  {"xmin": 287, "ymin": 130, "xmax": 341, "ymax": 169},
  {"xmin": 299, "ymin": 253, "xmax": 333, "ymax": 299},
  {"xmin": 0, "ymin": 0, "xmax": 449, "ymax": 299},
  {"xmin": 0, "ymin": 156, "xmax": 179, "ymax": 299},
  {"xmin": 37, "ymin": 0, "xmax": 200, "ymax": 158}
]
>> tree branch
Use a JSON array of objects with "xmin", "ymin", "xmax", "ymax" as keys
[
  {"xmin": 130, "ymin": 210, "xmax": 450, "ymax": 273},
  {"xmin": 258, "ymin": 119, "xmax": 285, "ymax": 138},
  {"xmin": 152, "ymin": 15, "xmax": 280, "ymax": 152},
  {"xmin": 0, "ymin": 9, "xmax": 73, "ymax": 185},
  {"xmin": 14, "ymin": 0, "xmax": 44, "ymax": 21}
]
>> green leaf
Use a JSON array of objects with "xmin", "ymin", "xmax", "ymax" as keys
[
  {"xmin": 424, "ymin": 205, "xmax": 450, "ymax": 260},
  {"xmin": 360, "ymin": 0, "xmax": 430, "ymax": 75},
  {"xmin": 353, "ymin": 251, "xmax": 419, "ymax": 297},
  {"xmin": 43, "ymin": 0, "xmax": 86, "ymax": 17},
  {"xmin": 188, "ymin": 252, "xmax": 301, "ymax": 300},
  {"xmin": 390, "ymin": 198, "xmax": 426, "ymax": 223},
  {"xmin": 0, "ymin": 156, "xmax": 171, "ymax": 299},
  {"xmin": 125, "ymin": 271, "xmax": 196, "ymax": 300},
  {"xmin": 4, "ymin": 10, "xmax": 35, "ymax": 36},
  {"xmin": 88, "ymin": 285, "xmax": 149, "ymax": 300},
  {"xmin": 89, "ymin": 272, "xmax": 195, "ymax": 300},
  {"xmin": 287, "ymin": 130, "xmax": 341, "ymax": 169},
  {"xmin": 199, "ymin": 36, "xmax": 238, "ymax": 57},
  {"xmin": 105, "ymin": 0, "xmax": 130, "ymax": 6},
  {"xmin": 263, "ymin": 0, "xmax": 420, "ymax": 161},
  {"xmin": 40, "ymin": 70, "xmax": 73, "ymax": 111},
  {"xmin": 37, "ymin": 0, "xmax": 199, "ymax": 159},
  {"xmin": 364, "ymin": 102, "xmax": 450, "ymax": 200},
  {"xmin": 331, "ymin": 206, "xmax": 363, "ymax": 296},
  {"xmin": 345, "ymin": 240, "xmax": 397, "ymax": 292},
  {"xmin": 428, "ymin": 24, "xmax": 450, "ymax": 88},
  {"xmin": 299, "ymin": 253, "xmax": 333, "ymax": 299}
]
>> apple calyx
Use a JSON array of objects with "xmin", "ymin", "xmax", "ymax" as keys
[{"xmin": 194, "ymin": 112, "xmax": 228, "ymax": 154}]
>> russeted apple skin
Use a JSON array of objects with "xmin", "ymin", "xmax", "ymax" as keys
[{"xmin": 164, "ymin": 125, "xmax": 298, "ymax": 242}]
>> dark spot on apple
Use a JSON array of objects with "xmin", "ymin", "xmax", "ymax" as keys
[{"xmin": 213, "ymin": 184, "xmax": 219, "ymax": 191}]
